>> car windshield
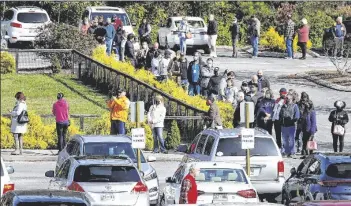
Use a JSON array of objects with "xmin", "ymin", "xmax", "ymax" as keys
[
  {"xmin": 17, "ymin": 12, "xmax": 48, "ymax": 23},
  {"xmin": 216, "ymin": 137, "xmax": 279, "ymax": 156},
  {"xmin": 84, "ymin": 142, "xmax": 146, "ymax": 163},
  {"xmin": 90, "ymin": 12, "xmax": 130, "ymax": 26},
  {"xmin": 175, "ymin": 20, "xmax": 205, "ymax": 29},
  {"xmin": 17, "ymin": 203, "xmax": 87, "ymax": 206},
  {"xmin": 197, "ymin": 168, "xmax": 248, "ymax": 183},
  {"xmin": 326, "ymin": 163, "xmax": 351, "ymax": 178},
  {"xmin": 73, "ymin": 165, "xmax": 140, "ymax": 182}
]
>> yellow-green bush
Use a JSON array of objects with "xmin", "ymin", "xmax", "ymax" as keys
[
  {"xmin": 0, "ymin": 51, "xmax": 16, "ymax": 74},
  {"xmin": 260, "ymin": 27, "xmax": 312, "ymax": 52},
  {"xmin": 1, "ymin": 112, "xmax": 81, "ymax": 149}
]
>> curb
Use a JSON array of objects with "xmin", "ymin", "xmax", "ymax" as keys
[
  {"xmin": 307, "ymin": 49, "xmax": 320, "ymax": 58},
  {"xmin": 296, "ymin": 73, "xmax": 351, "ymax": 92}
]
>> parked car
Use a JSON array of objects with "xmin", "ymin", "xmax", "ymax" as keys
[
  {"xmin": 0, "ymin": 6, "xmax": 50, "ymax": 46},
  {"xmin": 157, "ymin": 16, "xmax": 210, "ymax": 54},
  {"xmin": 1, "ymin": 157, "xmax": 15, "ymax": 198},
  {"xmin": 46, "ymin": 155, "xmax": 149, "ymax": 205},
  {"xmin": 55, "ymin": 134, "xmax": 159, "ymax": 205},
  {"xmin": 161, "ymin": 161, "xmax": 259, "ymax": 205},
  {"xmin": 282, "ymin": 152, "xmax": 351, "ymax": 205},
  {"xmin": 181, "ymin": 128, "xmax": 285, "ymax": 203},
  {"xmin": 0, "ymin": 190, "xmax": 91, "ymax": 206}
]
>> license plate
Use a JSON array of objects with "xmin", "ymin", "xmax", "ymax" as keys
[
  {"xmin": 101, "ymin": 194, "xmax": 115, "ymax": 201},
  {"xmin": 213, "ymin": 193, "xmax": 228, "ymax": 201}
]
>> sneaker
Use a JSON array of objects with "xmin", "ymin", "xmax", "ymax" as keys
[
  {"xmin": 162, "ymin": 150, "xmax": 168, "ymax": 154},
  {"xmin": 285, "ymin": 57, "xmax": 293, "ymax": 60}
]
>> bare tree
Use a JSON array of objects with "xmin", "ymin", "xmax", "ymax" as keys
[{"xmin": 325, "ymin": 42, "xmax": 351, "ymax": 75}]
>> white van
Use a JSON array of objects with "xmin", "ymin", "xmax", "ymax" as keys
[{"xmin": 82, "ymin": 6, "xmax": 136, "ymax": 36}]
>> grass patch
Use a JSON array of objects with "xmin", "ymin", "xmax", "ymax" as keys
[{"xmin": 1, "ymin": 74, "xmax": 108, "ymax": 116}]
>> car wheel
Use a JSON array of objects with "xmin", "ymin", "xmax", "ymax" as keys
[
  {"xmin": 204, "ymin": 46, "xmax": 211, "ymax": 54},
  {"xmin": 265, "ymin": 195, "xmax": 278, "ymax": 203},
  {"xmin": 282, "ymin": 191, "xmax": 290, "ymax": 206}
]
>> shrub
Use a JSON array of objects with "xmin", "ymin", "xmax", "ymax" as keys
[
  {"xmin": 165, "ymin": 120, "xmax": 181, "ymax": 150},
  {"xmin": 0, "ymin": 51, "xmax": 16, "ymax": 74}
]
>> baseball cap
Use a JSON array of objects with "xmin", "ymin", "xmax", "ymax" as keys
[{"xmin": 279, "ymin": 88, "xmax": 287, "ymax": 94}]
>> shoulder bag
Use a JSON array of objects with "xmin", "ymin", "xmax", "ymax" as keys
[
  {"xmin": 333, "ymin": 111, "xmax": 345, "ymax": 136},
  {"xmin": 17, "ymin": 110, "xmax": 29, "ymax": 124}
]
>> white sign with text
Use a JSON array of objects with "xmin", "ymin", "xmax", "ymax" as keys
[
  {"xmin": 241, "ymin": 128, "xmax": 255, "ymax": 149},
  {"xmin": 131, "ymin": 128, "xmax": 145, "ymax": 149}
]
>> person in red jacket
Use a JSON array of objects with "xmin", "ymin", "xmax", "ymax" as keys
[
  {"xmin": 297, "ymin": 18, "xmax": 310, "ymax": 60},
  {"xmin": 179, "ymin": 164, "xmax": 200, "ymax": 204}
]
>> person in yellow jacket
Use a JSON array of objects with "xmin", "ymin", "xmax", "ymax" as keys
[{"xmin": 107, "ymin": 88, "xmax": 130, "ymax": 135}]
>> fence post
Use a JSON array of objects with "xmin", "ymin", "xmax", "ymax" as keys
[
  {"xmin": 78, "ymin": 63, "xmax": 82, "ymax": 79},
  {"xmin": 15, "ymin": 50, "xmax": 19, "ymax": 73},
  {"xmin": 79, "ymin": 117, "xmax": 84, "ymax": 131},
  {"xmin": 71, "ymin": 51, "xmax": 74, "ymax": 74}
]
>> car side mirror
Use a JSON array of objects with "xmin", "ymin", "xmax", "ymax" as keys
[
  {"xmin": 132, "ymin": 22, "xmax": 137, "ymax": 27},
  {"xmin": 290, "ymin": 167, "xmax": 297, "ymax": 175},
  {"xmin": 147, "ymin": 156, "xmax": 156, "ymax": 162},
  {"xmin": 166, "ymin": 177, "xmax": 175, "ymax": 183},
  {"xmin": 45, "ymin": 170, "xmax": 55, "ymax": 177},
  {"xmin": 6, "ymin": 166, "xmax": 14, "ymax": 174}
]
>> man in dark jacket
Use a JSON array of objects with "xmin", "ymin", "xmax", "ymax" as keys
[
  {"xmin": 187, "ymin": 52, "xmax": 202, "ymax": 96},
  {"xmin": 146, "ymin": 42, "xmax": 159, "ymax": 70},
  {"xmin": 208, "ymin": 68, "xmax": 226, "ymax": 97},
  {"xmin": 138, "ymin": 18, "xmax": 152, "ymax": 45},
  {"xmin": 178, "ymin": 53, "xmax": 189, "ymax": 93},
  {"xmin": 279, "ymin": 94, "xmax": 300, "ymax": 158},
  {"xmin": 257, "ymin": 70, "xmax": 270, "ymax": 93},
  {"xmin": 94, "ymin": 21, "xmax": 107, "ymax": 45},
  {"xmin": 88, "ymin": 20, "xmax": 98, "ymax": 35},
  {"xmin": 207, "ymin": 14, "xmax": 218, "ymax": 58},
  {"xmin": 233, "ymin": 91, "xmax": 245, "ymax": 128},
  {"xmin": 203, "ymin": 96, "xmax": 222, "ymax": 129},
  {"xmin": 229, "ymin": 18, "xmax": 240, "ymax": 58},
  {"xmin": 125, "ymin": 34, "xmax": 136, "ymax": 67},
  {"xmin": 256, "ymin": 89, "xmax": 275, "ymax": 135},
  {"xmin": 272, "ymin": 88, "xmax": 288, "ymax": 149},
  {"xmin": 328, "ymin": 100, "xmax": 349, "ymax": 152},
  {"xmin": 200, "ymin": 58, "xmax": 214, "ymax": 97}
]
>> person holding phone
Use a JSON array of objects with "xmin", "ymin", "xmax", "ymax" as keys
[{"xmin": 107, "ymin": 88, "xmax": 130, "ymax": 135}]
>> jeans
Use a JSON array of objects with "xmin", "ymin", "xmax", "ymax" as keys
[
  {"xmin": 188, "ymin": 83, "xmax": 201, "ymax": 96},
  {"xmin": 251, "ymin": 36, "xmax": 259, "ymax": 57},
  {"xmin": 152, "ymin": 127, "xmax": 166, "ymax": 153},
  {"xmin": 274, "ymin": 121, "xmax": 282, "ymax": 148},
  {"xmin": 110, "ymin": 120, "xmax": 126, "ymax": 135},
  {"xmin": 180, "ymin": 37, "xmax": 187, "ymax": 55},
  {"xmin": 281, "ymin": 126, "xmax": 296, "ymax": 155},
  {"xmin": 208, "ymin": 35, "xmax": 218, "ymax": 56},
  {"xmin": 286, "ymin": 38, "xmax": 293, "ymax": 58},
  {"xmin": 106, "ymin": 39, "xmax": 113, "ymax": 56},
  {"xmin": 56, "ymin": 123, "xmax": 68, "ymax": 151},
  {"xmin": 332, "ymin": 134, "xmax": 344, "ymax": 152},
  {"xmin": 295, "ymin": 128, "xmax": 302, "ymax": 152},
  {"xmin": 201, "ymin": 88, "xmax": 210, "ymax": 97},
  {"xmin": 232, "ymin": 38, "xmax": 238, "ymax": 57}
]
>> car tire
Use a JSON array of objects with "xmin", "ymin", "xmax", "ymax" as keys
[
  {"xmin": 265, "ymin": 195, "xmax": 278, "ymax": 203},
  {"xmin": 281, "ymin": 191, "xmax": 290, "ymax": 206},
  {"xmin": 204, "ymin": 46, "xmax": 211, "ymax": 54}
]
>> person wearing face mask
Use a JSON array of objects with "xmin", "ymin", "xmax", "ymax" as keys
[
  {"xmin": 80, "ymin": 18, "xmax": 90, "ymax": 35},
  {"xmin": 10, "ymin": 92, "xmax": 28, "ymax": 155},
  {"xmin": 187, "ymin": 52, "xmax": 202, "ymax": 96},
  {"xmin": 240, "ymin": 81, "xmax": 250, "ymax": 96},
  {"xmin": 279, "ymin": 94, "xmax": 300, "ymax": 158},
  {"xmin": 256, "ymin": 89, "xmax": 275, "ymax": 135},
  {"xmin": 233, "ymin": 91, "xmax": 245, "ymax": 128},
  {"xmin": 88, "ymin": 20, "xmax": 98, "ymax": 35},
  {"xmin": 107, "ymin": 88, "xmax": 130, "ymax": 135},
  {"xmin": 146, "ymin": 42, "xmax": 160, "ymax": 70},
  {"xmin": 52, "ymin": 93, "xmax": 70, "ymax": 152},
  {"xmin": 272, "ymin": 88, "xmax": 288, "ymax": 149},
  {"xmin": 297, "ymin": 92, "xmax": 317, "ymax": 155},
  {"xmin": 224, "ymin": 79, "xmax": 239, "ymax": 106},
  {"xmin": 203, "ymin": 96, "xmax": 223, "ymax": 129},
  {"xmin": 257, "ymin": 70, "xmax": 270, "ymax": 93},
  {"xmin": 207, "ymin": 14, "xmax": 218, "ymax": 58},
  {"xmin": 179, "ymin": 164, "xmax": 200, "ymax": 204},
  {"xmin": 178, "ymin": 17, "xmax": 190, "ymax": 55},
  {"xmin": 246, "ymin": 83, "xmax": 262, "ymax": 106},
  {"xmin": 136, "ymin": 41, "xmax": 149, "ymax": 69},
  {"xmin": 328, "ymin": 100, "xmax": 349, "ymax": 152},
  {"xmin": 94, "ymin": 21, "xmax": 107, "ymax": 45},
  {"xmin": 200, "ymin": 58, "xmax": 214, "ymax": 97},
  {"xmin": 147, "ymin": 95, "xmax": 167, "ymax": 154}
]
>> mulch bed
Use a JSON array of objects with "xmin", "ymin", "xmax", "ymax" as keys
[{"xmin": 306, "ymin": 71, "xmax": 351, "ymax": 87}]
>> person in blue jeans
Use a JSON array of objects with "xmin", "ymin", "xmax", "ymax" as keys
[
  {"xmin": 105, "ymin": 18, "xmax": 116, "ymax": 56},
  {"xmin": 248, "ymin": 16, "xmax": 260, "ymax": 58},
  {"xmin": 279, "ymin": 94, "xmax": 300, "ymax": 158},
  {"xmin": 187, "ymin": 52, "xmax": 202, "ymax": 96},
  {"xmin": 178, "ymin": 17, "xmax": 189, "ymax": 55},
  {"xmin": 284, "ymin": 15, "xmax": 295, "ymax": 59}
]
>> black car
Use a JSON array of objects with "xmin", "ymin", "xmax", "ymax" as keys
[
  {"xmin": 0, "ymin": 190, "xmax": 91, "ymax": 206},
  {"xmin": 282, "ymin": 153, "xmax": 351, "ymax": 205},
  {"xmin": 323, "ymin": 20, "xmax": 351, "ymax": 54}
]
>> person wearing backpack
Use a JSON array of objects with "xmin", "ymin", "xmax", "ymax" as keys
[
  {"xmin": 10, "ymin": 92, "xmax": 28, "ymax": 155},
  {"xmin": 328, "ymin": 100, "xmax": 349, "ymax": 152},
  {"xmin": 52, "ymin": 93, "xmax": 70, "ymax": 152},
  {"xmin": 332, "ymin": 17, "xmax": 347, "ymax": 58}
]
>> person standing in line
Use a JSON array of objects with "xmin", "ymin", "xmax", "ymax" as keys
[
  {"xmin": 167, "ymin": 50, "xmax": 181, "ymax": 82},
  {"xmin": 159, "ymin": 50, "xmax": 172, "ymax": 82},
  {"xmin": 229, "ymin": 17, "xmax": 240, "ymax": 58},
  {"xmin": 272, "ymin": 88, "xmax": 288, "ymax": 149},
  {"xmin": 179, "ymin": 164, "xmax": 200, "ymax": 204},
  {"xmin": 233, "ymin": 91, "xmax": 245, "ymax": 128},
  {"xmin": 107, "ymin": 88, "xmax": 130, "ymax": 135},
  {"xmin": 147, "ymin": 95, "xmax": 167, "ymax": 154},
  {"xmin": 112, "ymin": 14, "xmax": 123, "ymax": 31},
  {"xmin": 297, "ymin": 18, "xmax": 309, "ymax": 60},
  {"xmin": 80, "ymin": 18, "xmax": 90, "ymax": 35},
  {"xmin": 179, "ymin": 53, "xmax": 189, "ymax": 93},
  {"xmin": 200, "ymin": 58, "xmax": 214, "ymax": 97},
  {"xmin": 332, "ymin": 17, "xmax": 347, "ymax": 58},
  {"xmin": 138, "ymin": 18, "xmax": 152, "ymax": 45},
  {"xmin": 125, "ymin": 34, "xmax": 137, "ymax": 67},
  {"xmin": 136, "ymin": 41, "xmax": 149, "ymax": 69},
  {"xmin": 249, "ymin": 75, "xmax": 258, "ymax": 85},
  {"xmin": 119, "ymin": 30, "xmax": 128, "ymax": 62},
  {"xmin": 88, "ymin": 20, "xmax": 98, "ymax": 35},
  {"xmin": 207, "ymin": 14, "xmax": 218, "ymax": 58},
  {"xmin": 208, "ymin": 68, "xmax": 226, "ymax": 99},
  {"xmin": 328, "ymin": 100, "xmax": 349, "ymax": 152},
  {"xmin": 288, "ymin": 89, "xmax": 300, "ymax": 104},
  {"xmin": 178, "ymin": 17, "xmax": 190, "ymax": 55},
  {"xmin": 257, "ymin": 89, "xmax": 275, "ymax": 135},
  {"xmin": 187, "ymin": 52, "xmax": 202, "ymax": 96},
  {"xmin": 224, "ymin": 78, "xmax": 239, "ymax": 107},
  {"xmin": 52, "ymin": 93, "xmax": 70, "ymax": 152},
  {"xmin": 203, "ymin": 96, "xmax": 223, "ymax": 129},
  {"xmin": 279, "ymin": 94, "xmax": 300, "ymax": 158},
  {"xmin": 105, "ymin": 18, "xmax": 116, "ymax": 56},
  {"xmin": 296, "ymin": 91, "xmax": 311, "ymax": 153},
  {"xmin": 146, "ymin": 42, "xmax": 160, "ymax": 71},
  {"xmin": 284, "ymin": 15, "xmax": 295, "ymax": 59},
  {"xmin": 257, "ymin": 70, "xmax": 270, "ymax": 93},
  {"xmin": 240, "ymin": 81, "xmax": 250, "ymax": 97},
  {"xmin": 94, "ymin": 20, "xmax": 107, "ymax": 45},
  {"xmin": 10, "ymin": 92, "xmax": 28, "ymax": 155},
  {"xmin": 248, "ymin": 16, "xmax": 260, "ymax": 58}
]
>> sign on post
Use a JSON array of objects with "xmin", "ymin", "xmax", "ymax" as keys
[
  {"xmin": 240, "ymin": 102, "xmax": 255, "ymax": 123},
  {"xmin": 241, "ymin": 128, "xmax": 255, "ymax": 149},
  {"xmin": 131, "ymin": 128, "xmax": 145, "ymax": 149},
  {"xmin": 130, "ymin": 101, "xmax": 145, "ymax": 123}
]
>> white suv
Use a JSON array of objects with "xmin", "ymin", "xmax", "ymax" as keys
[{"xmin": 1, "ymin": 6, "xmax": 50, "ymax": 45}]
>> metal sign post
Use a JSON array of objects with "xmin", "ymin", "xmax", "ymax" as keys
[
  {"xmin": 245, "ymin": 103, "xmax": 250, "ymax": 176},
  {"xmin": 130, "ymin": 101, "xmax": 145, "ymax": 171}
]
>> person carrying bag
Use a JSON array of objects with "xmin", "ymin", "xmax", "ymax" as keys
[
  {"xmin": 328, "ymin": 100, "xmax": 349, "ymax": 152},
  {"xmin": 10, "ymin": 92, "xmax": 28, "ymax": 155}
]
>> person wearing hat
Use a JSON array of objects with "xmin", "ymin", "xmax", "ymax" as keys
[
  {"xmin": 147, "ymin": 95, "xmax": 167, "ymax": 153},
  {"xmin": 328, "ymin": 100, "xmax": 349, "ymax": 152},
  {"xmin": 272, "ymin": 88, "xmax": 288, "ymax": 149},
  {"xmin": 105, "ymin": 18, "xmax": 116, "ymax": 56},
  {"xmin": 256, "ymin": 89, "xmax": 275, "ymax": 135},
  {"xmin": 125, "ymin": 33, "xmax": 137, "ymax": 67},
  {"xmin": 107, "ymin": 88, "xmax": 130, "ymax": 135},
  {"xmin": 203, "ymin": 95, "xmax": 223, "ymax": 129},
  {"xmin": 229, "ymin": 17, "xmax": 240, "ymax": 58},
  {"xmin": 284, "ymin": 14, "xmax": 295, "ymax": 59},
  {"xmin": 52, "ymin": 92, "xmax": 70, "ymax": 152}
]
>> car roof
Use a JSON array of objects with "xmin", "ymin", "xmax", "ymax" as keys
[
  {"xmin": 185, "ymin": 162, "xmax": 244, "ymax": 170},
  {"xmin": 87, "ymin": 6, "xmax": 126, "ymax": 13},
  {"xmin": 70, "ymin": 155, "xmax": 134, "ymax": 166},
  {"xmin": 9, "ymin": 190, "xmax": 87, "ymax": 202},
  {"xmin": 203, "ymin": 128, "xmax": 271, "ymax": 138},
  {"xmin": 12, "ymin": 6, "xmax": 46, "ymax": 12},
  {"xmin": 316, "ymin": 153, "xmax": 351, "ymax": 163},
  {"xmin": 170, "ymin": 16, "xmax": 205, "ymax": 21},
  {"xmin": 78, "ymin": 135, "xmax": 131, "ymax": 143}
]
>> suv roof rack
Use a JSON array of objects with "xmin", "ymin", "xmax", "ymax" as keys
[{"xmin": 74, "ymin": 155, "xmax": 133, "ymax": 163}]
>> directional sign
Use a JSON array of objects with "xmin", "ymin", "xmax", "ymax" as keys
[
  {"xmin": 131, "ymin": 128, "xmax": 145, "ymax": 149},
  {"xmin": 241, "ymin": 128, "xmax": 255, "ymax": 149},
  {"xmin": 240, "ymin": 102, "xmax": 255, "ymax": 123}
]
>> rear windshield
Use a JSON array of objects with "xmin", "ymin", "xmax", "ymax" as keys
[
  {"xmin": 17, "ymin": 12, "xmax": 48, "ymax": 23},
  {"xmin": 175, "ymin": 20, "xmax": 205, "ymax": 29},
  {"xmin": 326, "ymin": 163, "xmax": 351, "ymax": 178},
  {"xmin": 90, "ymin": 13, "xmax": 130, "ymax": 26},
  {"xmin": 73, "ymin": 165, "xmax": 140, "ymax": 182},
  {"xmin": 84, "ymin": 142, "xmax": 146, "ymax": 163},
  {"xmin": 197, "ymin": 168, "xmax": 248, "ymax": 183},
  {"xmin": 17, "ymin": 203, "xmax": 87, "ymax": 206},
  {"xmin": 216, "ymin": 137, "xmax": 279, "ymax": 156}
]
